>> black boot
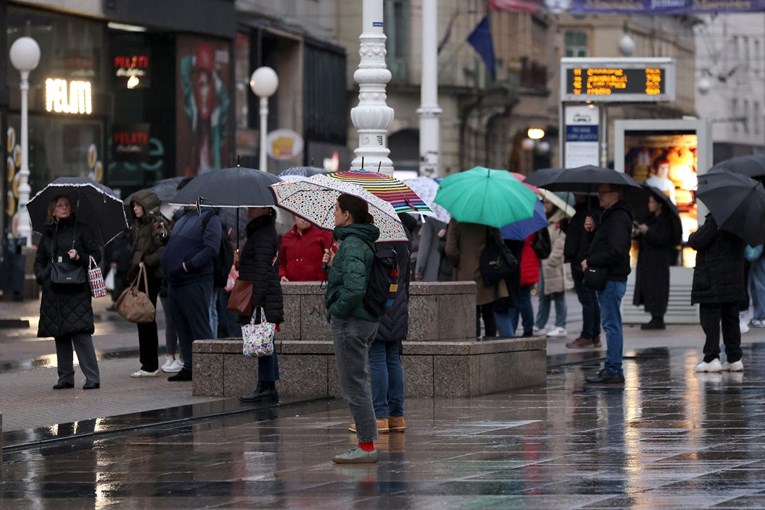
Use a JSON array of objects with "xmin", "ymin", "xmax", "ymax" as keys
[
  {"xmin": 641, "ymin": 316, "xmax": 666, "ymax": 330},
  {"xmin": 240, "ymin": 381, "xmax": 278, "ymax": 403}
]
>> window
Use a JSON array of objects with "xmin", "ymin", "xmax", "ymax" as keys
[
  {"xmin": 755, "ymin": 102, "xmax": 761, "ymax": 135},
  {"xmin": 732, "ymin": 98, "xmax": 738, "ymax": 133},
  {"xmin": 564, "ymin": 31, "xmax": 587, "ymax": 57},
  {"xmin": 744, "ymin": 100, "xmax": 750, "ymax": 134},
  {"xmin": 385, "ymin": 0, "xmax": 410, "ymax": 83}
]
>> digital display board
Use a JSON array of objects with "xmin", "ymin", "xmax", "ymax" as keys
[{"xmin": 561, "ymin": 58, "xmax": 675, "ymax": 103}]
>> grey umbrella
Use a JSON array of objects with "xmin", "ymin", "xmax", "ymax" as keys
[
  {"xmin": 125, "ymin": 177, "xmax": 185, "ymax": 204},
  {"xmin": 697, "ymin": 170, "xmax": 765, "ymax": 246},
  {"xmin": 169, "ymin": 167, "xmax": 282, "ymax": 208},
  {"xmin": 709, "ymin": 154, "xmax": 765, "ymax": 179}
]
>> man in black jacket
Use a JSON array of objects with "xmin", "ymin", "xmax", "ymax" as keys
[{"xmin": 582, "ymin": 184, "xmax": 633, "ymax": 384}]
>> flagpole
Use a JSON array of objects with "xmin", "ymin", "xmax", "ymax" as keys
[{"xmin": 418, "ymin": 0, "xmax": 442, "ymax": 178}]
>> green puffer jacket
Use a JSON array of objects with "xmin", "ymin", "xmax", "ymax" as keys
[
  {"xmin": 129, "ymin": 189, "xmax": 164, "ymax": 280},
  {"xmin": 325, "ymin": 223, "xmax": 380, "ymax": 322}
]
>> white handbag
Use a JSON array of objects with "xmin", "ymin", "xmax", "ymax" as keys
[{"xmin": 242, "ymin": 307, "xmax": 276, "ymax": 357}]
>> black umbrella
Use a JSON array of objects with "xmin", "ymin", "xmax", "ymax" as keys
[
  {"xmin": 540, "ymin": 165, "xmax": 644, "ymax": 193},
  {"xmin": 709, "ymin": 154, "xmax": 765, "ymax": 179},
  {"xmin": 523, "ymin": 167, "xmax": 563, "ymax": 187},
  {"xmin": 26, "ymin": 176, "xmax": 128, "ymax": 246},
  {"xmin": 696, "ymin": 171, "xmax": 765, "ymax": 246},
  {"xmin": 278, "ymin": 166, "xmax": 327, "ymax": 179},
  {"xmin": 628, "ymin": 185, "xmax": 683, "ymax": 245},
  {"xmin": 169, "ymin": 167, "xmax": 282, "ymax": 208},
  {"xmin": 125, "ymin": 176, "xmax": 185, "ymax": 204}
]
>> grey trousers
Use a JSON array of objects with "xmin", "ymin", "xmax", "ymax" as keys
[
  {"xmin": 55, "ymin": 333, "xmax": 100, "ymax": 386},
  {"xmin": 331, "ymin": 315, "xmax": 379, "ymax": 443}
]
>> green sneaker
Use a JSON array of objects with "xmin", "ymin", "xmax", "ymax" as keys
[{"xmin": 332, "ymin": 447, "xmax": 379, "ymax": 464}]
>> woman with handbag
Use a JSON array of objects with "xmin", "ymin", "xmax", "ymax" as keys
[
  {"xmin": 127, "ymin": 190, "xmax": 165, "ymax": 377},
  {"xmin": 238, "ymin": 207, "xmax": 284, "ymax": 403},
  {"xmin": 34, "ymin": 195, "xmax": 101, "ymax": 390}
]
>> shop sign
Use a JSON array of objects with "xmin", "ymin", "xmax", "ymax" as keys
[
  {"xmin": 45, "ymin": 78, "xmax": 93, "ymax": 115},
  {"xmin": 113, "ymin": 52, "xmax": 151, "ymax": 89},
  {"xmin": 266, "ymin": 129, "xmax": 304, "ymax": 160},
  {"xmin": 112, "ymin": 124, "xmax": 151, "ymax": 162}
]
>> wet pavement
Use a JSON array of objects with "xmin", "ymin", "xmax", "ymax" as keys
[{"xmin": 4, "ymin": 294, "xmax": 765, "ymax": 507}]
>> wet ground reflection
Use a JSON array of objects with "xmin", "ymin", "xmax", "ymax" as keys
[{"xmin": 4, "ymin": 346, "xmax": 765, "ymax": 508}]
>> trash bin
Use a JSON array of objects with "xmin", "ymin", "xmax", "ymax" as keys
[{"xmin": 0, "ymin": 238, "xmax": 26, "ymax": 300}]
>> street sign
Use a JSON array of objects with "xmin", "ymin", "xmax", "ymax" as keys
[
  {"xmin": 561, "ymin": 58, "xmax": 675, "ymax": 102},
  {"xmin": 564, "ymin": 105, "xmax": 600, "ymax": 168}
]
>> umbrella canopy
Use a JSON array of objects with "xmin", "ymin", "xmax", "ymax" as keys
[
  {"xmin": 269, "ymin": 174, "xmax": 407, "ymax": 242},
  {"xmin": 403, "ymin": 176, "xmax": 451, "ymax": 224},
  {"xmin": 524, "ymin": 167, "xmax": 563, "ymax": 188},
  {"xmin": 125, "ymin": 177, "xmax": 185, "ymax": 204},
  {"xmin": 538, "ymin": 189, "xmax": 576, "ymax": 217},
  {"xmin": 540, "ymin": 164, "xmax": 644, "ymax": 193},
  {"xmin": 627, "ymin": 185, "xmax": 683, "ymax": 245},
  {"xmin": 696, "ymin": 171, "xmax": 765, "ymax": 246},
  {"xmin": 325, "ymin": 170, "xmax": 432, "ymax": 215},
  {"xmin": 709, "ymin": 154, "xmax": 765, "ymax": 179},
  {"xmin": 27, "ymin": 176, "xmax": 128, "ymax": 246},
  {"xmin": 278, "ymin": 166, "xmax": 328, "ymax": 181},
  {"xmin": 170, "ymin": 167, "xmax": 281, "ymax": 207},
  {"xmin": 500, "ymin": 199, "xmax": 547, "ymax": 240},
  {"xmin": 434, "ymin": 167, "xmax": 538, "ymax": 228}
]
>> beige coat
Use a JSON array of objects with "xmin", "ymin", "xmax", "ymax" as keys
[
  {"xmin": 445, "ymin": 220, "xmax": 508, "ymax": 306},
  {"xmin": 541, "ymin": 210, "xmax": 574, "ymax": 294}
]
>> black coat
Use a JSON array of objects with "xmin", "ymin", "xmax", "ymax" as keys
[
  {"xmin": 689, "ymin": 214, "xmax": 746, "ymax": 305},
  {"xmin": 633, "ymin": 211, "xmax": 674, "ymax": 315},
  {"xmin": 34, "ymin": 217, "xmax": 101, "ymax": 338},
  {"xmin": 562, "ymin": 202, "xmax": 601, "ymax": 265},
  {"xmin": 238, "ymin": 214, "xmax": 284, "ymax": 324},
  {"xmin": 586, "ymin": 200, "xmax": 633, "ymax": 282},
  {"xmin": 375, "ymin": 241, "xmax": 411, "ymax": 342}
]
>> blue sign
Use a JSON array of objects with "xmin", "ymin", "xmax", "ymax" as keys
[
  {"xmin": 566, "ymin": 125, "xmax": 599, "ymax": 143},
  {"xmin": 571, "ymin": 0, "xmax": 765, "ymax": 14}
]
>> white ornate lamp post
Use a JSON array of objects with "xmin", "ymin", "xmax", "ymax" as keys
[
  {"xmin": 351, "ymin": 0, "xmax": 394, "ymax": 175},
  {"xmin": 9, "ymin": 37, "xmax": 41, "ymax": 247},
  {"xmin": 249, "ymin": 66, "xmax": 279, "ymax": 172},
  {"xmin": 418, "ymin": 0, "xmax": 442, "ymax": 178}
]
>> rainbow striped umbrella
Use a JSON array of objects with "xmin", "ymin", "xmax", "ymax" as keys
[{"xmin": 326, "ymin": 170, "xmax": 432, "ymax": 214}]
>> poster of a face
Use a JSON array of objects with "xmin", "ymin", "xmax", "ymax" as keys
[
  {"xmin": 176, "ymin": 36, "xmax": 231, "ymax": 176},
  {"xmin": 623, "ymin": 131, "xmax": 698, "ymax": 245}
]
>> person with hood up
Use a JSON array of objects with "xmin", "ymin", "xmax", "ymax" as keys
[
  {"xmin": 582, "ymin": 184, "xmax": 633, "ymax": 384},
  {"xmin": 128, "ymin": 189, "xmax": 165, "ymax": 377},
  {"xmin": 238, "ymin": 207, "xmax": 284, "ymax": 403},
  {"xmin": 34, "ymin": 195, "xmax": 101, "ymax": 390},
  {"xmin": 322, "ymin": 193, "xmax": 381, "ymax": 464},
  {"xmin": 279, "ymin": 214, "xmax": 333, "ymax": 282}
]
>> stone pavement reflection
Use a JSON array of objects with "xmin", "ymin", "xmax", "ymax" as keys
[{"xmin": 4, "ymin": 344, "xmax": 765, "ymax": 508}]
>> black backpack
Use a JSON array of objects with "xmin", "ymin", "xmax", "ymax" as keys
[
  {"xmin": 362, "ymin": 243, "xmax": 400, "ymax": 318},
  {"xmin": 479, "ymin": 228, "xmax": 518, "ymax": 287},
  {"xmin": 203, "ymin": 212, "xmax": 234, "ymax": 288}
]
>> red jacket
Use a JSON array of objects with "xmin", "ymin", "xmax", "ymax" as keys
[
  {"xmin": 520, "ymin": 233, "xmax": 541, "ymax": 287},
  {"xmin": 279, "ymin": 224, "xmax": 334, "ymax": 282}
]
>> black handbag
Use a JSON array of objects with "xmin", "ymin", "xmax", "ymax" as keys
[
  {"xmin": 583, "ymin": 266, "xmax": 607, "ymax": 291},
  {"xmin": 51, "ymin": 259, "xmax": 86, "ymax": 285},
  {"xmin": 479, "ymin": 228, "xmax": 518, "ymax": 287}
]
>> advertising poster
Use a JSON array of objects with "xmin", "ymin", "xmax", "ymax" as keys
[{"xmin": 176, "ymin": 36, "xmax": 231, "ymax": 177}]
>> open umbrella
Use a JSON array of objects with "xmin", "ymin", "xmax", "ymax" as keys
[
  {"xmin": 627, "ymin": 185, "xmax": 683, "ymax": 245},
  {"xmin": 540, "ymin": 164, "xmax": 644, "ymax": 193},
  {"xmin": 500, "ymin": 200, "xmax": 547, "ymax": 240},
  {"xmin": 125, "ymin": 176, "xmax": 184, "ymax": 204},
  {"xmin": 434, "ymin": 167, "xmax": 538, "ymax": 228},
  {"xmin": 524, "ymin": 167, "xmax": 563, "ymax": 188},
  {"xmin": 278, "ymin": 166, "xmax": 328, "ymax": 181},
  {"xmin": 326, "ymin": 170, "xmax": 432, "ymax": 215},
  {"xmin": 403, "ymin": 176, "xmax": 451, "ymax": 224},
  {"xmin": 696, "ymin": 170, "xmax": 765, "ymax": 246},
  {"xmin": 27, "ymin": 176, "xmax": 128, "ymax": 246},
  {"xmin": 269, "ymin": 174, "xmax": 407, "ymax": 242},
  {"xmin": 538, "ymin": 189, "xmax": 576, "ymax": 217},
  {"xmin": 170, "ymin": 167, "xmax": 281, "ymax": 207},
  {"xmin": 709, "ymin": 154, "xmax": 765, "ymax": 179}
]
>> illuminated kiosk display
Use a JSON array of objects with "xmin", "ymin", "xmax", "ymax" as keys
[
  {"xmin": 614, "ymin": 119, "xmax": 712, "ymax": 324},
  {"xmin": 561, "ymin": 57, "xmax": 676, "ymax": 103}
]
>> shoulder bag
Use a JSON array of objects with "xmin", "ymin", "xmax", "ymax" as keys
[
  {"xmin": 479, "ymin": 228, "xmax": 518, "ymax": 287},
  {"xmin": 227, "ymin": 279, "xmax": 253, "ymax": 316},
  {"xmin": 583, "ymin": 266, "xmax": 607, "ymax": 291},
  {"xmin": 115, "ymin": 262, "xmax": 156, "ymax": 323},
  {"xmin": 49, "ymin": 222, "xmax": 86, "ymax": 285}
]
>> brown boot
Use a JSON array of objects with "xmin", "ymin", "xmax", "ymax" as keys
[
  {"xmin": 348, "ymin": 418, "xmax": 390, "ymax": 434},
  {"xmin": 388, "ymin": 416, "xmax": 406, "ymax": 433},
  {"xmin": 566, "ymin": 337, "xmax": 594, "ymax": 349}
]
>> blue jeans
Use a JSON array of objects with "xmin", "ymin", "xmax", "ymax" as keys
[
  {"xmin": 598, "ymin": 280, "xmax": 627, "ymax": 376},
  {"xmin": 535, "ymin": 274, "xmax": 567, "ymax": 329},
  {"xmin": 331, "ymin": 315, "xmax": 379, "ymax": 443},
  {"xmin": 510, "ymin": 285, "xmax": 534, "ymax": 335},
  {"xmin": 572, "ymin": 265, "xmax": 601, "ymax": 340},
  {"xmin": 750, "ymin": 257, "xmax": 765, "ymax": 321},
  {"xmin": 368, "ymin": 340, "xmax": 404, "ymax": 418}
]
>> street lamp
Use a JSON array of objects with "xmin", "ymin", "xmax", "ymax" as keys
[
  {"xmin": 249, "ymin": 66, "xmax": 278, "ymax": 172},
  {"xmin": 9, "ymin": 36, "xmax": 41, "ymax": 247}
]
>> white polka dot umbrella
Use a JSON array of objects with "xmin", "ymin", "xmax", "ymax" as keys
[{"xmin": 269, "ymin": 174, "xmax": 407, "ymax": 242}]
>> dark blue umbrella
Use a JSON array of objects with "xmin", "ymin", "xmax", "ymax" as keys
[{"xmin": 500, "ymin": 200, "xmax": 547, "ymax": 240}]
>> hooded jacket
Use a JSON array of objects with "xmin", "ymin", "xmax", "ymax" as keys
[
  {"xmin": 129, "ymin": 189, "xmax": 164, "ymax": 280},
  {"xmin": 586, "ymin": 199, "xmax": 633, "ymax": 282},
  {"xmin": 34, "ymin": 216, "xmax": 101, "ymax": 338},
  {"xmin": 278, "ymin": 223, "xmax": 334, "ymax": 282},
  {"xmin": 325, "ymin": 223, "xmax": 379, "ymax": 322},
  {"xmin": 160, "ymin": 208, "xmax": 221, "ymax": 287}
]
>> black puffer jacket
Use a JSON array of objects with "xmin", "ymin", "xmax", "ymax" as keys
[
  {"xmin": 238, "ymin": 213, "xmax": 284, "ymax": 324},
  {"xmin": 374, "ymin": 241, "xmax": 411, "ymax": 342},
  {"xmin": 34, "ymin": 217, "xmax": 101, "ymax": 338},
  {"xmin": 689, "ymin": 214, "xmax": 745, "ymax": 305},
  {"xmin": 586, "ymin": 200, "xmax": 633, "ymax": 282}
]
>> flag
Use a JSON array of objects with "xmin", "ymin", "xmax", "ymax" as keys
[
  {"xmin": 488, "ymin": 0, "xmax": 544, "ymax": 12},
  {"xmin": 467, "ymin": 16, "xmax": 496, "ymax": 81},
  {"xmin": 437, "ymin": 10, "xmax": 460, "ymax": 55}
]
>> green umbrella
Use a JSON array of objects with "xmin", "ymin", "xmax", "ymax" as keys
[{"xmin": 434, "ymin": 166, "xmax": 538, "ymax": 228}]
